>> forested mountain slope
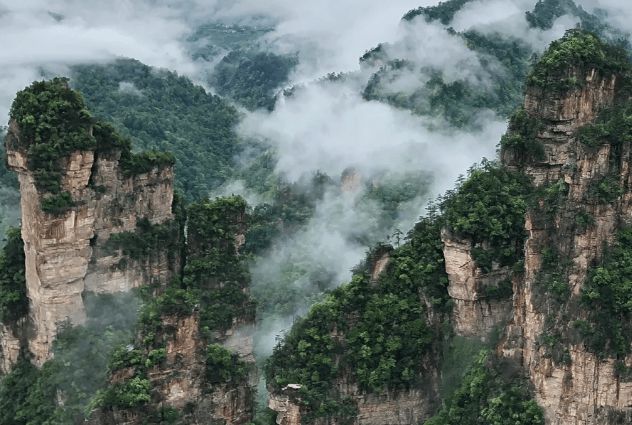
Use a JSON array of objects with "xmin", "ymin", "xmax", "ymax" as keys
[
  {"xmin": 266, "ymin": 29, "xmax": 632, "ymax": 425},
  {"xmin": 0, "ymin": 1, "xmax": 632, "ymax": 425}
]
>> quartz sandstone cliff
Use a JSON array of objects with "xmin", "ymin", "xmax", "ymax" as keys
[
  {"xmin": 90, "ymin": 200, "xmax": 256, "ymax": 425},
  {"xmin": 498, "ymin": 67, "xmax": 632, "ymax": 424},
  {"xmin": 269, "ymin": 49, "xmax": 632, "ymax": 425},
  {"xmin": 3, "ymin": 120, "xmax": 176, "ymax": 366},
  {"xmin": 441, "ymin": 228, "xmax": 513, "ymax": 338},
  {"xmin": 90, "ymin": 313, "xmax": 255, "ymax": 425}
]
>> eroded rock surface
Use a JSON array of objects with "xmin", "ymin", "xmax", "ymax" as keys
[{"xmin": 5, "ymin": 123, "xmax": 175, "ymax": 366}]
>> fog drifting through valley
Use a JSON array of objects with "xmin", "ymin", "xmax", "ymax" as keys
[{"xmin": 0, "ymin": 0, "xmax": 630, "ymax": 384}]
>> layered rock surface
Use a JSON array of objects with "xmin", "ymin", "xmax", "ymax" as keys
[
  {"xmin": 90, "ymin": 313, "xmax": 255, "ymax": 425},
  {"xmin": 500, "ymin": 67, "xmax": 632, "ymax": 423},
  {"xmin": 441, "ymin": 229, "xmax": 513, "ymax": 338},
  {"xmin": 4, "ymin": 122, "xmax": 176, "ymax": 366}
]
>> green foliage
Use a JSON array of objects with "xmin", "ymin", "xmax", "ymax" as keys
[
  {"xmin": 425, "ymin": 352, "xmax": 544, "ymax": 425},
  {"xmin": 577, "ymin": 122, "xmax": 610, "ymax": 149},
  {"xmin": 40, "ymin": 191, "xmax": 75, "ymax": 215},
  {"xmin": 106, "ymin": 217, "xmax": 181, "ymax": 262},
  {"xmin": 501, "ymin": 108, "xmax": 545, "ymax": 163},
  {"xmin": 72, "ymin": 59, "xmax": 241, "ymax": 199},
  {"xmin": 211, "ymin": 50, "xmax": 298, "ymax": 110},
  {"xmin": 365, "ymin": 172, "xmax": 432, "ymax": 220},
  {"xmin": 403, "ymin": 0, "xmax": 473, "ymax": 24},
  {"xmin": 8, "ymin": 77, "xmax": 177, "ymax": 216},
  {"xmin": 93, "ymin": 196, "xmax": 255, "ymax": 417},
  {"xmin": 0, "ymin": 227, "xmax": 27, "ymax": 322},
  {"xmin": 576, "ymin": 99, "xmax": 632, "ymax": 150},
  {"xmin": 575, "ymin": 209, "xmax": 595, "ymax": 233},
  {"xmin": 0, "ymin": 292, "xmax": 138, "ymax": 424},
  {"xmin": 525, "ymin": 0, "xmax": 625, "ymax": 41},
  {"xmin": 534, "ymin": 247, "xmax": 570, "ymax": 305},
  {"xmin": 528, "ymin": 29, "xmax": 630, "ymax": 91},
  {"xmin": 188, "ymin": 23, "xmax": 273, "ymax": 61},
  {"xmin": 526, "ymin": 0, "xmax": 586, "ymax": 30},
  {"xmin": 95, "ymin": 376, "xmax": 152, "ymax": 409},
  {"xmin": 364, "ymin": 30, "xmax": 532, "ymax": 127},
  {"xmin": 8, "ymin": 78, "xmax": 95, "ymax": 213},
  {"xmin": 266, "ymin": 216, "xmax": 449, "ymax": 422},
  {"xmin": 438, "ymin": 336, "xmax": 487, "ymax": 400},
  {"xmin": 537, "ymin": 330, "xmax": 571, "ymax": 365},
  {"xmin": 92, "ymin": 121, "xmax": 132, "ymax": 153},
  {"xmin": 245, "ymin": 172, "xmax": 334, "ymax": 256},
  {"xmin": 0, "ymin": 358, "xmax": 39, "ymax": 425},
  {"xmin": 589, "ymin": 175, "xmax": 624, "ymax": 204},
  {"xmin": 206, "ymin": 344, "xmax": 248, "ymax": 384},
  {"xmin": 581, "ymin": 228, "xmax": 632, "ymax": 357},
  {"xmin": 0, "ymin": 128, "xmax": 20, "ymax": 239},
  {"xmin": 119, "ymin": 150, "xmax": 176, "ymax": 177},
  {"xmin": 441, "ymin": 161, "xmax": 531, "ymax": 271},
  {"xmin": 479, "ymin": 279, "xmax": 513, "ymax": 300},
  {"xmin": 10, "ymin": 78, "xmax": 94, "ymax": 153},
  {"xmin": 184, "ymin": 196, "xmax": 256, "ymax": 334}
]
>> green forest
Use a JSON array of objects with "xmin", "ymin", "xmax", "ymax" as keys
[{"xmin": 0, "ymin": 0, "xmax": 632, "ymax": 424}]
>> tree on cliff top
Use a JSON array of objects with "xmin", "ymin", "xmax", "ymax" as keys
[{"xmin": 527, "ymin": 29, "xmax": 630, "ymax": 90}]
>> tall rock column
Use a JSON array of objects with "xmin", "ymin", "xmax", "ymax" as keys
[
  {"xmin": 6, "ymin": 127, "xmax": 96, "ymax": 364},
  {"xmin": 3, "ymin": 79, "xmax": 176, "ymax": 366},
  {"xmin": 500, "ymin": 54, "xmax": 632, "ymax": 423}
]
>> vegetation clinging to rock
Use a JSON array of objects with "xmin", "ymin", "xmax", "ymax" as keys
[
  {"xmin": 441, "ymin": 160, "xmax": 531, "ymax": 272},
  {"xmin": 424, "ymin": 351, "xmax": 544, "ymax": 425},
  {"xmin": 0, "ymin": 227, "xmax": 26, "ymax": 323},
  {"xmin": 527, "ymin": 29, "xmax": 630, "ymax": 91},
  {"xmin": 266, "ymin": 216, "xmax": 449, "ymax": 423}
]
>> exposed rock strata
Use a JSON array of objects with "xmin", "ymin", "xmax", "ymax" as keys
[
  {"xmin": 91, "ymin": 314, "xmax": 255, "ymax": 425},
  {"xmin": 4, "ymin": 122, "xmax": 175, "ymax": 366},
  {"xmin": 441, "ymin": 229, "xmax": 513, "ymax": 338},
  {"xmin": 500, "ymin": 68, "xmax": 632, "ymax": 424},
  {"xmin": 269, "ymin": 386, "xmax": 437, "ymax": 425}
]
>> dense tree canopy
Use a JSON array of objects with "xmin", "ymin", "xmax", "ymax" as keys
[{"xmin": 72, "ymin": 59, "xmax": 242, "ymax": 200}]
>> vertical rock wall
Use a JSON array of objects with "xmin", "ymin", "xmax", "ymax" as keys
[
  {"xmin": 441, "ymin": 229, "xmax": 513, "ymax": 339},
  {"xmin": 500, "ymin": 69, "xmax": 632, "ymax": 424},
  {"xmin": 5, "ymin": 122, "xmax": 175, "ymax": 366}
]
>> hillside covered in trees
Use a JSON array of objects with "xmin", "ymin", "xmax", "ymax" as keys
[{"xmin": 1, "ymin": 1, "xmax": 632, "ymax": 424}]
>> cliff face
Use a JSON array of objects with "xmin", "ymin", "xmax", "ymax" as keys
[
  {"xmin": 441, "ymin": 229, "xmax": 513, "ymax": 339},
  {"xmin": 269, "ymin": 382, "xmax": 437, "ymax": 425},
  {"xmin": 267, "ymin": 32, "xmax": 632, "ymax": 425},
  {"xmin": 90, "ymin": 197, "xmax": 256, "ymax": 425},
  {"xmin": 91, "ymin": 314, "xmax": 255, "ymax": 425},
  {"xmin": 499, "ymin": 67, "xmax": 632, "ymax": 423},
  {"xmin": 0, "ymin": 81, "xmax": 256, "ymax": 424},
  {"xmin": 4, "ymin": 121, "xmax": 176, "ymax": 366}
]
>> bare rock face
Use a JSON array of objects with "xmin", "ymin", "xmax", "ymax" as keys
[
  {"xmin": 500, "ymin": 68, "xmax": 632, "ymax": 424},
  {"xmin": 441, "ymin": 229, "xmax": 513, "ymax": 339},
  {"xmin": 92, "ymin": 313, "xmax": 255, "ymax": 425},
  {"xmin": 269, "ymin": 386, "xmax": 437, "ymax": 425},
  {"xmin": 5, "ymin": 122, "xmax": 175, "ymax": 366},
  {"xmin": 269, "ymin": 386, "xmax": 302, "ymax": 425},
  {"xmin": 0, "ymin": 319, "xmax": 26, "ymax": 373}
]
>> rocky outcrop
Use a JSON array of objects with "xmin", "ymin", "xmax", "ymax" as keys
[
  {"xmin": 500, "ymin": 67, "xmax": 632, "ymax": 424},
  {"xmin": 90, "ymin": 196, "xmax": 256, "ymax": 425},
  {"xmin": 5, "ymin": 122, "xmax": 176, "ymax": 366},
  {"xmin": 441, "ymin": 230, "xmax": 513, "ymax": 339},
  {"xmin": 269, "ymin": 386, "xmax": 302, "ymax": 425},
  {"xmin": 92, "ymin": 313, "xmax": 255, "ymax": 425},
  {"xmin": 269, "ymin": 385, "xmax": 437, "ymax": 425},
  {"xmin": 0, "ymin": 319, "xmax": 26, "ymax": 374}
]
